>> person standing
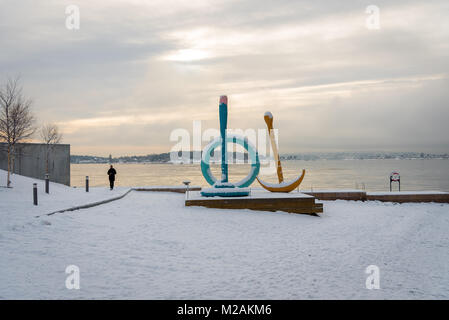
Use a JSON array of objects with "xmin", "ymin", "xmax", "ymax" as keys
[{"xmin": 107, "ymin": 165, "xmax": 117, "ymax": 190}]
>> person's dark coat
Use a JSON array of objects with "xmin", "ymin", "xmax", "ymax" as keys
[{"xmin": 108, "ymin": 168, "xmax": 117, "ymax": 181}]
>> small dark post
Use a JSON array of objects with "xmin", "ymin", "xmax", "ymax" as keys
[
  {"xmin": 45, "ymin": 174, "xmax": 49, "ymax": 194},
  {"xmin": 183, "ymin": 181, "xmax": 191, "ymax": 200},
  {"xmin": 85, "ymin": 176, "xmax": 89, "ymax": 192},
  {"xmin": 33, "ymin": 183, "xmax": 38, "ymax": 205}
]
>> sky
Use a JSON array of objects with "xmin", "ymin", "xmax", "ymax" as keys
[{"xmin": 0, "ymin": 0, "xmax": 448, "ymax": 156}]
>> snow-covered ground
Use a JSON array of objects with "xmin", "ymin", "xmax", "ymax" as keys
[{"xmin": 1, "ymin": 169, "xmax": 448, "ymax": 299}]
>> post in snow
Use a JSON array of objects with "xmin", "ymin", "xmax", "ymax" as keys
[
  {"xmin": 45, "ymin": 174, "xmax": 50, "ymax": 194},
  {"xmin": 33, "ymin": 183, "xmax": 38, "ymax": 205}
]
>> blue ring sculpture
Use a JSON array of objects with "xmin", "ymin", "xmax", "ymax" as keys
[
  {"xmin": 200, "ymin": 95, "xmax": 260, "ymax": 197},
  {"xmin": 201, "ymin": 133, "xmax": 260, "ymax": 188}
]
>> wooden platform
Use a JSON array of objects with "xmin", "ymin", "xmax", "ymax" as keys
[
  {"xmin": 300, "ymin": 189, "xmax": 449, "ymax": 203},
  {"xmin": 366, "ymin": 191, "xmax": 449, "ymax": 203},
  {"xmin": 185, "ymin": 190, "xmax": 323, "ymax": 215},
  {"xmin": 302, "ymin": 190, "xmax": 366, "ymax": 201}
]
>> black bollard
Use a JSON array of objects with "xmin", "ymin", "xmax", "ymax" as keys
[
  {"xmin": 85, "ymin": 176, "xmax": 89, "ymax": 192},
  {"xmin": 33, "ymin": 183, "xmax": 38, "ymax": 205},
  {"xmin": 183, "ymin": 181, "xmax": 191, "ymax": 199},
  {"xmin": 45, "ymin": 174, "xmax": 49, "ymax": 194}
]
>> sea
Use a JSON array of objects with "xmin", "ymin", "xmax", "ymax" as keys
[{"xmin": 71, "ymin": 159, "xmax": 449, "ymax": 192}]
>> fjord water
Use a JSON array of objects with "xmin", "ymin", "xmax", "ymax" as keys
[{"xmin": 71, "ymin": 159, "xmax": 449, "ymax": 192}]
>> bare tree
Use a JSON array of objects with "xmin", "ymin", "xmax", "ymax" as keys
[
  {"xmin": 40, "ymin": 123, "xmax": 63, "ymax": 174},
  {"xmin": 0, "ymin": 77, "xmax": 36, "ymax": 187}
]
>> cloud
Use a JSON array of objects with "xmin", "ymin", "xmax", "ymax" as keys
[{"xmin": 1, "ymin": 0, "xmax": 448, "ymax": 155}]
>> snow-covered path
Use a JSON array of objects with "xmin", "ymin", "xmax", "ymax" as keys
[{"xmin": 1, "ymin": 176, "xmax": 448, "ymax": 299}]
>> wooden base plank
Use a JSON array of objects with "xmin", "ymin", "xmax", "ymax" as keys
[{"xmin": 185, "ymin": 190, "xmax": 323, "ymax": 215}]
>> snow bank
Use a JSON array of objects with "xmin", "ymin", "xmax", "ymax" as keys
[{"xmin": 0, "ymin": 169, "xmax": 130, "ymax": 222}]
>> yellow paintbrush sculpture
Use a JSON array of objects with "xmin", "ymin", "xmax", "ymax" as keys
[{"xmin": 256, "ymin": 112, "xmax": 306, "ymax": 192}]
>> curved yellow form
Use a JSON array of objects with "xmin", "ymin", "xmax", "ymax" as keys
[{"xmin": 257, "ymin": 169, "xmax": 306, "ymax": 193}]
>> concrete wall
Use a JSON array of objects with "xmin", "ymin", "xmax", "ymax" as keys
[{"xmin": 0, "ymin": 143, "xmax": 70, "ymax": 186}]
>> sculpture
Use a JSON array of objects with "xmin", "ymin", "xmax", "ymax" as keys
[
  {"xmin": 200, "ymin": 96, "xmax": 260, "ymax": 197},
  {"xmin": 256, "ymin": 112, "xmax": 306, "ymax": 192}
]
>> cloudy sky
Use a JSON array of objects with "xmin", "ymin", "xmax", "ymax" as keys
[{"xmin": 1, "ymin": 0, "xmax": 448, "ymax": 155}]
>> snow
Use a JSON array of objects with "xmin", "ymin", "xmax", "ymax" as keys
[
  {"xmin": 1, "ymin": 169, "xmax": 449, "ymax": 299},
  {"xmin": 200, "ymin": 187, "xmax": 251, "ymax": 197},
  {"xmin": 0, "ymin": 170, "xmax": 130, "ymax": 222},
  {"xmin": 264, "ymin": 111, "xmax": 273, "ymax": 119},
  {"xmin": 213, "ymin": 181, "xmax": 235, "ymax": 188},
  {"xmin": 191, "ymin": 189, "xmax": 313, "ymax": 200},
  {"xmin": 301, "ymin": 189, "xmax": 365, "ymax": 193},
  {"xmin": 257, "ymin": 174, "xmax": 303, "ymax": 188}
]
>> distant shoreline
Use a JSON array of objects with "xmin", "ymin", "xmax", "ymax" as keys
[{"xmin": 71, "ymin": 158, "xmax": 449, "ymax": 165}]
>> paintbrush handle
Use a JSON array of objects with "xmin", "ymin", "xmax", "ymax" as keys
[
  {"xmin": 219, "ymin": 96, "xmax": 228, "ymax": 183},
  {"xmin": 264, "ymin": 112, "xmax": 284, "ymax": 183}
]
